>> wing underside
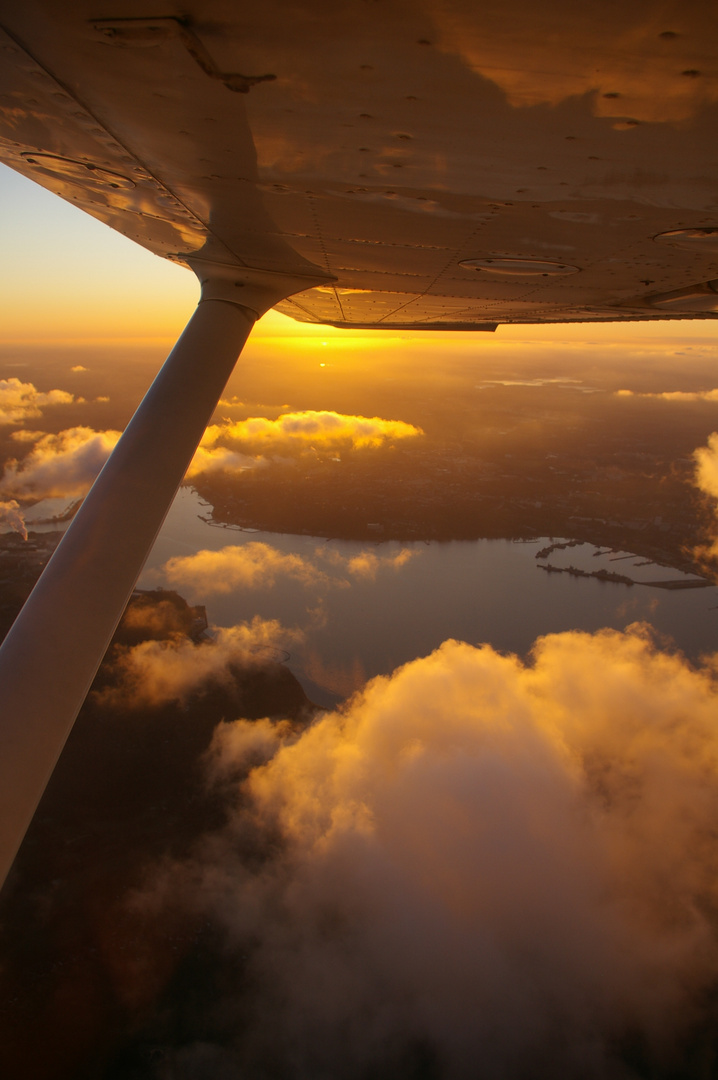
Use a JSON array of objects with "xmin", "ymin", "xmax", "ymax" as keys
[{"xmin": 2, "ymin": 1, "xmax": 718, "ymax": 329}]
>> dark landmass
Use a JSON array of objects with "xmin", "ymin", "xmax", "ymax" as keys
[
  {"xmin": 0, "ymin": 384, "xmax": 716, "ymax": 1073},
  {"xmin": 193, "ymin": 437, "xmax": 712, "ymax": 579},
  {"xmin": 0, "ymin": 588, "xmax": 318, "ymax": 1079},
  {"xmin": 181, "ymin": 360, "xmax": 718, "ymax": 588}
]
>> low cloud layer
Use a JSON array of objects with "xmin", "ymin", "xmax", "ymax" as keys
[
  {"xmin": 617, "ymin": 388, "xmax": 718, "ymax": 402},
  {"xmin": 693, "ymin": 432, "xmax": 718, "ymax": 561},
  {"xmin": 0, "ymin": 378, "xmax": 73, "ymax": 426},
  {"xmin": 135, "ymin": 624, "xmax": 718, "ymax": 1078},
  {"xmin": 98, "ymin": 617, "xmax": 301, "ymax": 709},
  {"xmin": 162, "ymin": 541, "xmax": 419, "ymax": 596},
  {"xmin": 0, "ymin": 408, "xmax": 421, "ymax": 502},
  {"xmin": 190, "ymin": 410, "xmax": 423, "ymax": 475},
  {"xmin": 186, "ymin": 444, "xmax": 266, "ymax": 478},
  {"xmin": 207, "ymin": 410, "xmax": 422, "ymax": 449},
  {"xmin": 319, "ymin": 545, "xmax": 418, "ymax": 580},
  {"xmin": 163, "ymin": 542, "xmax": 328, "ymax": 595},
  {"xmin": 0, "ymin": 426, "xmax": 121, "ymax": 499}
]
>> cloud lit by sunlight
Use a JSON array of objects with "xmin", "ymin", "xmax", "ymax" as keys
[
  {"xmin": 617, "ymin": 389, "xmax": 718, "ymax": 402},
  {"xmin": 139, "ymin": 624, "xmax": 718, "ymax": 1078},
  {"xmin": 97, "ymin": 618, "xmax": 302, "ymax": 709},
  {"xmin": 0, "ymin": 426, "xmax": 120, "ymax": 499},
  {"xmin": 693, "ymin": 432, "xmax": 718, "ymax": 562},
  {"xmin": 0, "ymin": 378, "xmax": 74, "ymax": 425},
  {"xmin": 182, "ymin": 411, "xmax": 423, "ymax": 478},
  {"xmin": 186, "ymin": 445, "xmax": 267, "ymax": 478},
  {"xmin": 198, "ymin": 410, "xmax": 423, "ymax": 459},
  {"xmin": 162, "ymin": 541, "xmax": 420, "ymax": 596},
  {"xmin": 163, "ymin": 543, "xmax": 329, "ymax": 596},
  {"xmin": 0, "ymin": 406, "xmax": 421, "ymax": 505},
  {"xmin": 319, "ymin": 545, "xmax": 419, "ymax": 580}
]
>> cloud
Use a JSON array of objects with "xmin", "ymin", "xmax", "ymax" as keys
[
  {"xmin": 189, "ymin": 410, "xmax": 423, "ymax": 474},
  {"xmin": 162, "ymin": 543, "xmax": 329, "ymax": 596},
  {"xmin": 0, "ymin": 499, "xmax": 27, "ymax": 540},
  {"xmin": 693, "ymin": 432, "xmax": 718, "ymax": 562},
  {"xmin": 98, "ymin": 618, "xmax": 302, "ymax": 709},
  {"xmin": 0, "ymin": 407, "xmax": 419, "ymax": 500},
  {"xmin": 0, "ymin": 426, "xmax": 121, "ymax": 499},
  {"xmin": 186, "ymin": 444, "xmax": 267, "ymax": 478},
  {"xmin": 161, "ymin": 542, "xmax": 419, "ymax": 596},
  {"xmin": 617, "ymin": 389, "xmax": 718, "ymax": 402},
  {"xmin": 70, "ymin": 365, "xmax": 87, "ymax": 372},
  {"xmin": 10, "ymin": 429, "xmax": 45, "ymax": 442},
  {"xmin": 319, "ymin": 545, "xmax": 419, "ymax": 580},
  {"xmin": 0, "ymin": 378, "xmax": 73, "ymax": 425},
  {"xmin": 234, "ymin": 411, "xmax": 421, "ymax": 449},
  {"xmin": 694, "ymin": 433, "xmax": 718, "ymax": 503},
  {"xmin": 141, "ymin": 625, "xmax": 718, "ymax": 1077}
]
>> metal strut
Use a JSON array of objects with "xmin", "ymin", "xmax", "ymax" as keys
[{"xmin": 0, "ymin": 266, "xmax": 321, "ymax": 889}]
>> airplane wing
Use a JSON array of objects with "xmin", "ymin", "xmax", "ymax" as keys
[
  {"xmin": 1, "ymin": 0, "xmax": 718, "ymax": 888},
  {"xmin": 2, "ymin": 0, "xmax": 718, "ymax": 328}
]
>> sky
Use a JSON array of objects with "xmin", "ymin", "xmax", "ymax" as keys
[{"xmin": 4, "ymin": 163, "xmax": 718, "ymax": 1076}]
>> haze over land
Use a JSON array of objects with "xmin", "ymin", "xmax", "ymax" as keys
[
  {"xmin": 2, "ymin": 319, "xmax": 718, "ymax": 1075},
  {"xmin": 3, "ymin": 327, "xmax": 718, "ymax": 572}
]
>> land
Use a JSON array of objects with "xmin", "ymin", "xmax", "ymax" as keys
[
  {"xmin": 0, "ymin": 587, "xmax": 318, "ymax": 1078},
  {"xmin": 194, "ymin": 439, "xmax": 711, "ymax": 579},
  {"xmin": 1, "ymin": 370, "xmax": 717, "ymax": 1074}
]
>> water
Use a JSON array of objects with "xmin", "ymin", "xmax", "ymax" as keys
[{"xmin": 137, "ymin": 488, "xmax": 717, "ymax": 704}]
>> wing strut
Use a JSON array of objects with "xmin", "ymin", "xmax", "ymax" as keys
[{"xmin": 0, "ymin": 266, "xmax": 320, "ymax": 889}]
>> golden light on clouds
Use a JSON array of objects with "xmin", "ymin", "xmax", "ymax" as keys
[
  {"xmin": 163, "ymin": 543, "xmax": 328, "ymax": 595},
  {"xmin": 0, "ymin": 403, "xmax": 421, "ymax": 508},
  {"xmin": 186, "ymin": 445, "xmax": 264, "ymax": 479},
  {"xmin": 198, "ymin": 411, "xmax": 423, "ymax": 461},
  {"xmin": 693, "ymin": 432, "xmax": 718, "ymax": 561},
  {"xmin": 0, "ymin": 378, "xmax": 74, "ymax": 425},
  {"xmin": 1, "ymin": 426, "xmax": 121, "ymax": 499},
  {"xmin": 139, "ymin": 624, "xmax": 718, "ymax": 1076},
  {"xmin": 185, "ymin": 409, "xmax": 423, "ymax": 478},
  {"xmin": 318, "ymin": 545, "xmax": 418, "ymax": 581},
  {"xmin": 162, "ymin": 541, "xmax": 420, "ymax": 596},
  {"xmin": 617, "ymin": 388, "xmax": 718, "ymax": 402},
  {"xmin": 97, "ymin": 618, "xmax": 301, "ymax": 710}
]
